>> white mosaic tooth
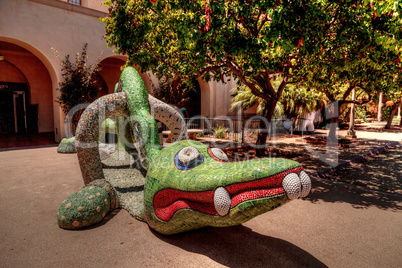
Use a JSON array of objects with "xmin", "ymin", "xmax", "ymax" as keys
[
  {"xmin": 282, "ymin": 173, "xmax": 301, "ymax": 200},
  {"xmin": 299, "ymin": 171, "xmax": 312, "ymax": 198},
  {"xmin": 214, "ymin": 187, "xmax": 231, "ymax": 216}
]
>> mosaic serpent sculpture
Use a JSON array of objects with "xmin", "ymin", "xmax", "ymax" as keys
[{"xmin": 57, "ymin": 67, "xmax": 311, "ymax": 235}]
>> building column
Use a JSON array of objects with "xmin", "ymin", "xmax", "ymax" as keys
[{"xmin": 347, "ymin": 88, "xmax": 356, "ymax": 138}]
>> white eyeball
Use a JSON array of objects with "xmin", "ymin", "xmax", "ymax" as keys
[
  {"xmin": 176, "ymin": 147, "xmax": 203, "ymax": 169},
  {"xmin": 209, "ymin": 148, "xmax": 229, "ymax": 162}
]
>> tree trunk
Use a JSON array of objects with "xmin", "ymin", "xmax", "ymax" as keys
[
  {"xmin": 255, "ymin": 104, "xmax": 276, "ymax": 157},
  {"xmin": 341, "ymin": 107, "xmax": 351, "ymax": 124},
  {"xmin": 327, "ymin": 117, "xmax": 338, "ymax": 143},
  {"xmin": 339, "ymin": 99, "xmax": 352, "ymax": 124},
  {"xmin": 346, "ymin": 88, "xmax": 356, "ymax": 137},
  {"xmin": 399, "ymin": 105, "xmax": 402, "ymax": 127},
  {"xmin": 326, "ymin": 102, "xmax": 340, "ymax": 143},
  {"xmin": 255, "ymin": 127, "xmax": 269, "ymax": 157},
  {"xmin": 385, "ymin": 105, "xmax": 398, "ymax": 129},
  {"xmin": 291, "ymin": 116, "xmax": 298, "ymax": 129},
  {"xmin": 377, "ymin": 92, "xmax": 383, "ymax": 121}
]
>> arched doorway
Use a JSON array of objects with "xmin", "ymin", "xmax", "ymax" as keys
[
  {"xmin": 0, "ymin": 41, "xmax": 55, "ymax": 148},
  {"xmin": 97, "ymin": 57, "xmax": 127, "ymax": 94}
]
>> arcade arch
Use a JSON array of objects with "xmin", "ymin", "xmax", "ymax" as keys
[
  {"xmin": 0, "ymin": 41, "xmax": 54, "ymax": 136},
  {"xmin": 97, "ymin": 57, "xmax": 127, "ymax": 95}
]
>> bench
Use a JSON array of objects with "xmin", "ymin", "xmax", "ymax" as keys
[{"xmin": 162, "ymin": 129, "xmax": 203, "ymax": 142}]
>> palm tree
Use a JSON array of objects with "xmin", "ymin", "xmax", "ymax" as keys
[
  {"xmin": 231, "ymin": 83, "xmax": 327, "ymax": 125},
  {"xmin": 280, "ymin": 86, "xmax": 328, "ymax": 127},
  {"xmin": 230, "ymin": 81, "xmax": 283, "ymax": 118}
]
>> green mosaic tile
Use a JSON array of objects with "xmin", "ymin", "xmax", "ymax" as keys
[{"xmin": 58, "ymin": 67, "xmax": 311, "ymax": 235}]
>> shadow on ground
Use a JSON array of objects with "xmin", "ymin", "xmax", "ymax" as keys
[
  {"xmin": 306, "ymin": 178, "xmax": 402, "ymax": 211},
  {"xmin": 0, "ymin": 132, "xmax": 57, "ymax": 149},
  {"xmin": 155, "ymin": 225, "xmax": 327, "ymax": 268},
  {"xmin": 321, "ymin": 148, "xmax": 402, "ymax": 194},
  {"xmin": 271, "ymin": 139, "xmax": 402, "ymax": 211},
  {"xmin": 304, "ymin": 146, "xmax": 402, "ymax": 211}
]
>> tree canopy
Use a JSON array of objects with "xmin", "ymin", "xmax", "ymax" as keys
[{"xmin": 102, "ymin": 0, "xmax": 402, "ymax": 152}]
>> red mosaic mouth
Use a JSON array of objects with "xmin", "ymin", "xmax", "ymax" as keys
[{"xmin": 153, "ymin": 167, "xmax": 303, "ymax": 221}]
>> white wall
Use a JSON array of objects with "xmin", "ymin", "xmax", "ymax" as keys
[{"xmin": 199, "ymin": 76, "xmax": 242, "ymax": 118}]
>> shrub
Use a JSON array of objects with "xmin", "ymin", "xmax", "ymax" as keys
[
  {"xmin": 212, "ymin": 125, "xmax": 228, "ymax": 139},
  {"xmin": 52, "ymin": 44, "xmax": 103, "ymax": 132}
]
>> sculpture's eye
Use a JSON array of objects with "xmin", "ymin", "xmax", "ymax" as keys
[
  {"xmin": 175, "ymin": 147, "xmax": 204, "ymax": 170},
  {"xmin": 208, "ymin": 148, "xmax": 229, "ymax": 162}
]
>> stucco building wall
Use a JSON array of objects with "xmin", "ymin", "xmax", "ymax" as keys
[
  {"xmin": 0, "ymin": 0, "xmax": 118, "ymax": 141},
  {"xmin": 199, "ymin": 77, "xmax": 257, "ymax": 118},
  {"xmin": 0, "ymin": 0, "xmax": 251, "ymax": 143}
]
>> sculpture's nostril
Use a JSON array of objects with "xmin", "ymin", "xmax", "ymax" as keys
[
  {"xmin": 299, "ymin": 171, "xmax": 311, "ymax": 197},
  {"xmin": 282, "ymin": 173, "xmax": 301, "ymax": 200},
  {"xmin": 214, "ymin": 187, "xmax": 231, "ymax": 216}
]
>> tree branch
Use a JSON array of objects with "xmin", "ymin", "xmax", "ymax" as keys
[
  {"xmin": 341, "ymin": 84, "xmax": 354, "ymax": 101},
  {"xmin": 276, "ymin": 76, "xmax": 288, "ymax": 100},
  {"xmin": 225, "ymin": 61, "xmax": 271, "ymax": 100},
  {"xmin": 339, "ymin": 86, "xmax": 372, "ymax": 105}
]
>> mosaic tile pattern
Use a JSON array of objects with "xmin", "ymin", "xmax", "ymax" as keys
[
  {"xmin": 113, "ymin": 81, "xmax": 135, "ymax": 151},
  {"xmin": 119, "ymin": 67, "xmax": 160, "ymax": 168},
  {"xmin": 57, "ymin": 136, "xmax": 76, "ymax": 153},
  {"xmin": 75, "ymin": 92, "xmax": 129, "ymax": 185},
  {"xmin": 144, "ymin": 140, "xmax": 308, "ymax": 234},
  {"xmin": 148, "ymin": 95, "xmax": 188, "ymax": 142},
  {"xmin": 57, "ymin": 185, "xmax": 111, "ymax": 229},
  {"xmin": 58, "ymin": 67, "xmax": 311, "ymax": 234},
  {"xmin": 114, "ymin": 115, "xmax": 135, "ymax": 151}
]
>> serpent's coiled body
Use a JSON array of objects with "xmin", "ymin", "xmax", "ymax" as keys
[{"xmin": 57, "ymin": 67, "xmax": 312, "ymax": 235}]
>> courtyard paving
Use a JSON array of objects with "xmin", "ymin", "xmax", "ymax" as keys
[{"xmin": 0, "ymin": 128, "xmax": 401, "ymax": 267}]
